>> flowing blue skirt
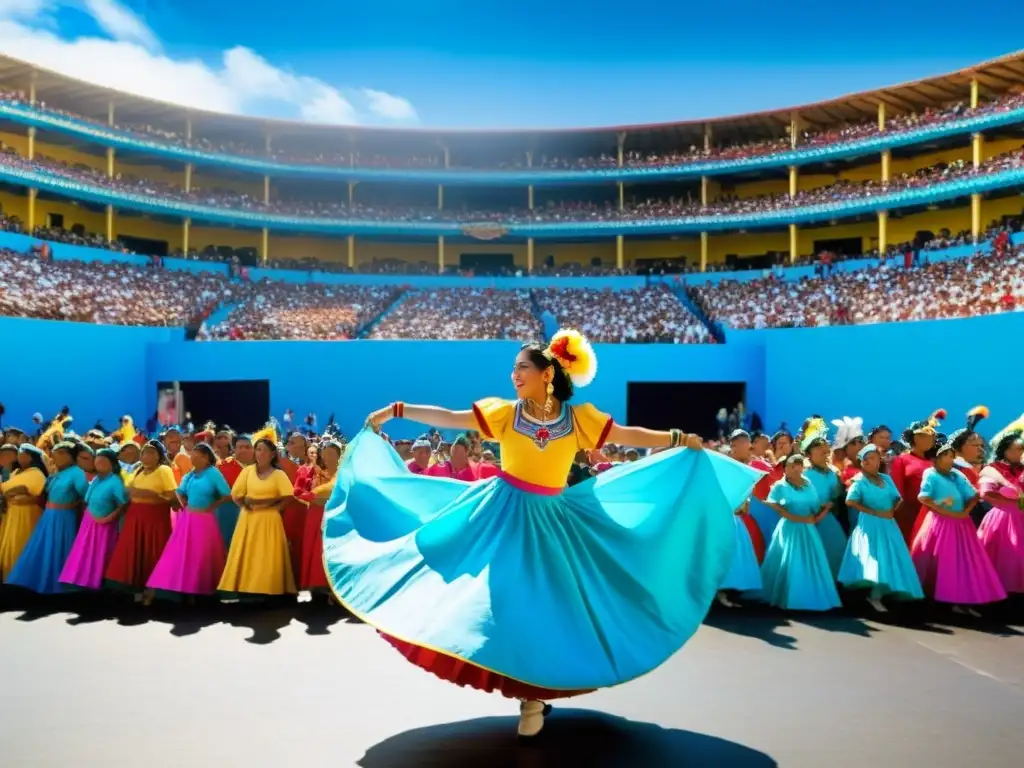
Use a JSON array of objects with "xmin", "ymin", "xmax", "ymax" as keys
[
  {"xmin": 323, "ymin": 430, "xmax": 762, "ymax": 692},
  {"xmin": 720, "ymin": 513, "xmax": 763, "ymax": 592},
  {"xmin": 816, "ymin": 512, "xmax": 848, "ymax": 577},
  {"xmin": 839, "ymin": 513, "xmax": 924, "ymax": 600},
  {"xmin": 6, "ymin": 507, "xmax": 79, "ymax": 594},
  {"xmin": 215, "ymin": 502, "xmax": 240, "ymax": 549},
  {"xmin": 760, "ymin": 519, "xmax": 842, "ymax": 611}
]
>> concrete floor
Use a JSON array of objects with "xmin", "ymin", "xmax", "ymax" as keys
[{"xmin": 1, "ymin": 594, "xmax": 1022, "ymax": 768}]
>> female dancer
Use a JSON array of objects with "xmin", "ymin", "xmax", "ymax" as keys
[
  {"xmin": 748, "ymin": 430, "xmax": 790, "ymax": 542},
  {"xmin": 725, "ymin": 429, "xmax": 766, "ymax": 562},
  {"xmin": 147, "ymin": 443, "xmax": 232, "ymax": 601},
  {"xmin": 977, "ymin": 417, "xmax": 1024, "ymax": 595},
  {"xmin": 891, "ymin": 410, "xmax": 944, "ymax": 543},
  {"xmin": 7, "ymin": 441, "xmax": 89, "ymax": 593},
  {"xmin": 0, "ymin": 444, "xmax": 48, "ymax": 581},
  {"xmin": 760, "ymin": 454, "xmax": 842, "ymax": 611},
  {"xmin": 75, "ymin": 442, "xmax": 96, "ymax": 481},
  {"xmin": 323, "ymin": 330, "xmax": 760, "ymax": 738},
  {"xmin": 911, "ymin": 440, "xmax": 1006, "ymax": 613},
  {"xmin": 799, "ymin": 420, "xmax": 848, "ymax": 574},
  {"xmin": 298, "ymin": 440, "xmax": 342, "ymax": 598},
  {"xmin": 217, "ymin": 437, "xmax": 296, "ymax": 602},
  {"xmin": 105, "ymin": 440, "xmax": 177, "ymax": 604},
  {"xmin": 59, "ymin": 449, "xmax": 128, "ymax": 590},
  {"xmin": 831, "ymin": 417, "xmax": 866, "ymax": 488},
  {"xmin": 839, "ymin": 445, "xmax": 923, "ymax": 611}
]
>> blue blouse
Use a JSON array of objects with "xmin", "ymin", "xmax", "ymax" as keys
[
  {"xmin": 84, "ymin": 473, "xmax": 129, "ymax": 519},
  {"xmin": 766, "ymin": 477, "xmax": 823, "ymax": 519},
  {"xmin": 178, "ymin": 467, "xmax": 232, "ymax": 510},
  {"xmin": 919, "ymin": 468, "xmax": 976, "ymax": 513},
  {"xmin": 806, "ymin": 465, "xmax": 842, "ymax": 504},
  {"xmin": 46, "ymin": 466, "xmax": 90, "ymax": 506},
  {"xmin": 847, "ymin": 472, "xmax": 901, "ymax": 512}
]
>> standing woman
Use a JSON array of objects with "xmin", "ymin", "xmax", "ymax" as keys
[
  {"xmin": 7, "ymin": 441, "xmax": 89, "ymax": 594},
  {"xmin": 725, "ymin": 429, "xmax": 766, "ymax": 563},
  {"xmin": 749, "ymin": 430, "xmax": 791, "ymax": 542},
  {"xmin": 891, "ymin": 410, "xmax": 945, "ymax": 543},
  {"xmin": 0, "ymin": 445, "xmax": 48, "ymax": 581},
  {"xmin": 299, "ymin": 440, "xmax": 343, "ymax": 598},
  {"xmin": 215, "ymin": 434, "xmax": 250, "ymax": 548},
  {"xmin": 217, "ymin": 438, "xmax": 297, "ymax": 602},
  {"xmin": 800, "ymin": 419, "xmax": 848, "ymax": 576},
  {"xmin": 867, "ymin": 425, "xmax": 894, "ymax": 474},
  {"xmin": 147, "ymin": 443, "xmax": 232, "ymax": 601},
  {"xmin": 104, "ymin": 440, "xmax": 177, "ymax": 605},
  {"xmin": 74, "ymin": 441, "xmax": 96, "ymax": 481},
  {"xmin": 278, "ymin": 431, "xmax": 309, "ymax": 585},
  {"xmin": 839, "ymin": 445, "xmax": 924, "ymax": 612},
  {"xmin": 910, "ymin": 440, "xmax": 1006, "ymax": 613},
  {"xmin": 977, "ymin": 418, "xmax": 1024, "ymax": 596},
  {"xmin": 59, "ymin": 449, "xmax": 128, "ymax": 590},
  {"xmin": 831, "ymin": 417, "xmax": 866, "ymax": 489},
  {"xmin": 760, "ymin": 454, "xmax": 842, "ymax": 611}
]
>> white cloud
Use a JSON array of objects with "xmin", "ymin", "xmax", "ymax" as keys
[{"xmin": 0, "ymin": 0, "xmax": 417, "ymax": 125}]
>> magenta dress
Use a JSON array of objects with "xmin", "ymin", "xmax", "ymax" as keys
[
  {"xmin": 977, "ymin": 463, "xmax": 1024, "ymax": 594},
  {"xmin": 59, "ymin": 474, "xmax": 127, "ymax": 590},
  {"xmin": 910, "ymin": 468, "xmax": 1006, "ymax": 604}
]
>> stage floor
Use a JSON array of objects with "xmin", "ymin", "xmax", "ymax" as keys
[{"xmin": 1, "ymin": 596, "xmax": 1022, "ymax": 767}]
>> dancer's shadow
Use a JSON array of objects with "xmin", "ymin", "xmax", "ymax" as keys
[
  {"xmin": 359, "ymin": 710, "xmax": 776, "ymax": 768},
  {"xmin": 703, "ymin": 607, "xmax": 797, "ymax": 650}
]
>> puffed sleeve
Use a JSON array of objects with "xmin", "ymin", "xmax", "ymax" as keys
[
  {"xmin": 24, "ymin": 468, "xmax": 46, "ymax": 496},
  {"xmin": 766, "ymin": 480, "xmax": 787, "ymax": 506},
  {"xmin": 177, "ymin": 471, "xmax": 193, "ymax": 497},
  {"xmin": 846, "ymin": 476, "xmax": 865, "ymax": 506},
  {"xmin": 214, "ymin": 470, "xmax": 232, "ymax": 498},
  {"xmin": 472, "ymin": 398, "xmax": 514, "ymax": 440},
  {"xmin": 274, "ymin": 469, "xmax": 295, "ymax": 497},
  {"xmin": 155, "ymin": 465, "xmax": 178, "ymax": 493},
  {"xmin": 919, "ymin": 468, "xmax": 938, "ymax": 499},
  {"xmin": 231, "ymin": 465, "xmax": 251, "ymax": 498},
  {"xmin": 571, "ymin": 403, "xmax": 614, "ymax": 451}
]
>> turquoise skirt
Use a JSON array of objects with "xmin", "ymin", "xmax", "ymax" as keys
[
  {"xmin": 6, "ymin": 506, "xmax": 79, "ymax": 594},
  {"xmin": 720, "ymin": 514, "xmax": 763, "ymax": 592},
  {"xmin": 838, "ymin": 513, "xmax": 924, "ymax": 600},
  {"xmin": 323, "ymin": 430, "xmax": 762, "ymax": 692},
  {"xmin": 760, "ymin": 518, "xmax": 842, "ymax": 611}
]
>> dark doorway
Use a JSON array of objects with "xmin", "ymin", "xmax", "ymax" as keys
[
  {"xmin": 627, "ymin": 382, "xmax": 746, "ymax": 439},
  {"xmin": 120, "ymin": 234, "xmax": 169, "ymax": 257},
  {"xmin": 157, "ymin": 380, "xmax": 270, "ymax": 434},
  {"xmin": 812, "ymin": 237, "xmax": 862, "ymax": 257},
  {"xmin": 459, "ymin": 252, "xmax": 515, "ymax": 274}
]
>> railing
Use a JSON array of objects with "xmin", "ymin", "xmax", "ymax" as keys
[
  {"xmin": 4, "ymin": 100, "xmax": 1024, "ymax": 185},
  {"xmin": 4, "ymin": 161, "xmax": 1023, "ymax": 238}
]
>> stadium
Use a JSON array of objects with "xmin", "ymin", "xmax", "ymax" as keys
[{"xmin": 3, "ymin": 33, "xmax": 1024, "ymax": 767}]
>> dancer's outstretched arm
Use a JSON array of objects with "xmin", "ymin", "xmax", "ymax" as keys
[
  {"xmin": 368, "ymin": 404, "xmax": 477, "ymax": 432},
  {"xmin": 607, "ymin": 424, "xmax": 703, "ymax": 451}
]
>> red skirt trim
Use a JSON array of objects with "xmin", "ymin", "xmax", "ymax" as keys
[
  {"xmin": 740, "ymin": 512, "xmax": 766, "ymax": 564},
  {"xmin": 380, "ymin": 633, "xmax": 592, "ymax": 701}
]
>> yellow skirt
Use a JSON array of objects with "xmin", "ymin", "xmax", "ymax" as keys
[
  {"xmin": 0, "ymin": 503, "xmax": 42, "ymax": 581},
  {"xmin": 217, "ymin": 507, "xmax": 296, "ymax": 596}
]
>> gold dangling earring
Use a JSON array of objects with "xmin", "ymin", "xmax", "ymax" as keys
[{"xmin": 544, "ymin": 382, "xmax": 554, "ymax": 416}]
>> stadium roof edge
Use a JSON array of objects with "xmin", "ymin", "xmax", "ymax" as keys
[{"xmin": 0, "ymin": 50, "xmax": 1022, "ymax": 143}]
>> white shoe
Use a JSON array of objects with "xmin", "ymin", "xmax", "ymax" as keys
[
  {"xmin": 518, "ymin": 700, "xmax": 546, "ymax": 738},
  {"xmin": 867, "ymin": 597, "xmax": 888, "ymax": 613},
  {"xmin": 716, "ymin": 591, "xmax": 737, "ymax": 608}
]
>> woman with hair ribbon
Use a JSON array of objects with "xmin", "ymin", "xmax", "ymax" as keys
[{"xmin": 322, "ymin": 329, "xmax": 761, "ymax": 739}]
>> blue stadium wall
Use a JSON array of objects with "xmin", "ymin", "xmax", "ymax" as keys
[{"xmin": 3, "ymin": 313, "xmax": 1022, "ymax": 440}]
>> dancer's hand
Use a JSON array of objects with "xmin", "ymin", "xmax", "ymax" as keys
[
  {"xmin": 685, "ymin": 433, "xmax": 703, "ymax": 451},
  {"xmin": 366, "ymin": 407, "xmax": 392, "ymax": 432}
]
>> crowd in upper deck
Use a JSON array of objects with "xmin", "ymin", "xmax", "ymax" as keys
[{"xmin": 2, "ymin": 87, "xmax": 1022, "ymax": 171}]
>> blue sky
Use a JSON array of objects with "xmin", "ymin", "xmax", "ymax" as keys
[{"xmin": 0, "ymin": 0, "xmax": 1018, "ymax": 128}]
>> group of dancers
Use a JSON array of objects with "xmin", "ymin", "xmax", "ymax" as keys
[{"xmin": 2, "ymin": 328, "xmax": 1023, "ymax": 739}]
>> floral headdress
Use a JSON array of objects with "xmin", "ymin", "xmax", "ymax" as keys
[
  {"xmin": 544, "ymin": 328, "xmax": 598, "ymax": 387},
  {"xmin": 799, "ymin": 417, "xmax": 829, "ymax": 453},
  {"xmin": 830, "ymin": 416, "xmax": 864, "ymax": 449}
]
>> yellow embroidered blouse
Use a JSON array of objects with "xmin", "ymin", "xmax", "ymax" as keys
[
  {"xmin": 472, "ymin": 398, "xmax": 613, "ymax": 489},
  {"xmin": 230, "ymin": 465, "xmax": 295, "ymax": 513},
  {"xmin": 127, "ymin": 465, "xmax": 178, "ymax": 495}
]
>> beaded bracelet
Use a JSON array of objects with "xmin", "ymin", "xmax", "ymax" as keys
[
  {"xmin": 391, "ymin": 402, "xmax": 405, "ymax": 419},
  {"xmin": 670, "ymin": 428, "xmax": 683, "ymax": 448}
]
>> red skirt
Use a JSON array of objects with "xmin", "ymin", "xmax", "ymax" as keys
[
  {"xmin": 282, "ymin": 501, "xmax": 306, "ymax": 584},
  {"xmin": 104, "ymin": 502, "xmax": 172, "ymax": 591},
  {"xmin": 299, "ymin": 503, "xmax": 328, "ymax": 591},
  {"xmin": 740, "ymin": 512, "xmax": 766, "ymax": 564},
  {"xmin": 380, "ymin": 633, "xmax": 592, "ymax": 701}
]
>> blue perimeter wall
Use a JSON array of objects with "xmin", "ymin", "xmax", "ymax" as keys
[{"xmin": 3, "ymin": 312, "xmax": 1023, "ymax": 440}]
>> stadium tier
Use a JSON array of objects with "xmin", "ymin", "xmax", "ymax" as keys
[{"xmin": 0, "ymin": 53, "xmax": 1022, "ymax": 273}]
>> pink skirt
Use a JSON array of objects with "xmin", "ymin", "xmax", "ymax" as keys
[
  {"xmin": 59, "ymin": 514, "xmax": 120, "ymax": 590},
  {"xmin": 978, "ymin": 506, "xmax": 1024, "ymax": 594},
  {"xmin": 911, "ymin": 512, "xmax": 1007, "ymax": 604},
  {"xmin": 147, "ymin": 509, "xmax": 226, "ymax": 596}
]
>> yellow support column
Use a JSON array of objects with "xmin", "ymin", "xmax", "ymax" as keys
[
  {"xmin": 347, "ymin": 235, "xmax": 355, "ymax": 269},
  {"xmin": 438, "ymin": 185, "xmax": 444, "ymax": 210},
  {"xmin": 107, "ymin": 101, "xmax": 115, "ymax": 127},
  {"xmin": 615, "ymin": 235, "xmax": 624, "ymax": 270},
  {"xmin": 527, "ymin": 237, "xmax": 534, "ymax": 273},
  {"xmin": 970, "ymin": 78, "xmax": 979, "ymax": 109},
  {"xmin": 878, "ymin": 210, "xmax": 888, "ymax": 254},
  {"xmin": 700, "ymin": 232, "xmax": 708, "ymax": 272},
  {"xmin": 261, "ymin": 228, "xmax": 269, "ymax": 264},
  {"xmin": 971, "ymin": 194, "xmax": 982, "ymax": 241},
  {"xmin": 877, "ymin": 101, "xmax": 886, "ymax": 131},
  {"xmin": 106, "ymin": 147, "xmax": 115, "ymax": 178},
  {"xmin": 437, "ymin": 236, "xmax": 445, "ymax": 273},
  {"xmin": 618, "ymin": 182, "xmax": 624, "ymax": 211},
  {"xmin": 703, "ymin": 123, "xmax": 712, "ymax": 153},
  {"xmin": 184, "ymin": 163, "xmax": 193, "ymax": 193},
  {"xmin": 616, "ymin": 132, "xmax": 625, "ymax": 167},
  {"xmin": 182, "ymin": 218, "xmax": 190, "ymax": 254},
  {"xmin": 27, "ymin": 126, "xmax": 35, "ymax": 160},
  {"xmin": 789, "ymin": 166, "xmax": 798, "ymax": 198},
  {"xmin": 105, "ymin": 205, "xmax": 114, "ymax": 243},
  {"xmin": 527, "ymin": 185, "xmax": 534, "ymax": 210},
  {"xmin": 881, "ymin": 150, "xmax": 891, "ymax": 183},
  {"xmin": 263, "ymin": 176, "xmax": 270, "ymax": 205},
  {"xmin": 28, "ymin": 70, "xmax": 36, "ymax": 105},
  {"xmin": 185, "ymin": 117, "xmax": 192, "ymax": 141},
  {"xmin": 972, "ymin": 133, "xmax": 983, "ymax": 168},
  {"xmin": 27, "ymin": 188, "xmax": 37, "ymax": 230},
  {"xmin": 701, "ymin": 176, "xmax": 709, "ymax": 207},
  {"xmin": 789, "ymin": 223, "xmax": 798, "ymax": 264},
  {"xmin": 790, "ymin": 111, "xmax": 799, "ymax": 148}
]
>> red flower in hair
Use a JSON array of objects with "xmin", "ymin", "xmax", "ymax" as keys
[{"xmin": 549, "ymin": 336, "xmax": 577, "ymax": 364}]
